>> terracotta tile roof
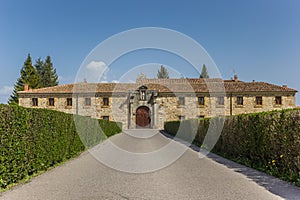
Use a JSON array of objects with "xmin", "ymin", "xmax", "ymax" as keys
[{"xmin": 18, "ymin": 79, "xmax": 297, "ymax": 95}]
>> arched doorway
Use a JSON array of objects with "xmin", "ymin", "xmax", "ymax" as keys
[{"xmin": 136, "ymin": 106, "xmax": 151, "ymax": 128}]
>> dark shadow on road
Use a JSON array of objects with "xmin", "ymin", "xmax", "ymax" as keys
[{"xmin": 160, "ymin": 130, "xmax": 300, "ymax": 200}]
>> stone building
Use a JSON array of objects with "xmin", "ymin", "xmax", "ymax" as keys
[{"xmin": 18, "ymin": 76, "xmax": 297, "ymax": 129}]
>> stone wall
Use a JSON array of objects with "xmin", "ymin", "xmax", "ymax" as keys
[{"xmin": 18, "ymin": 92, "xmax": 296, "ymax": 130}]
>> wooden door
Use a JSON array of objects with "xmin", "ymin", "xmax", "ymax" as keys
[{"xmin": 136, "ymin": 106, "xmax": 150, "ymax": 128}]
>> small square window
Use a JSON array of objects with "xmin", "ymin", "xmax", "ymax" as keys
[
  {"xmin": 256, "ymin": 96, "xmax": 262, "ymax": 105},
  {"xmin": 275, "ymin": 96, "xmax": 282, "ymax": 105},
  {"xmin": 85, "ymin": 98, "xmax": 91, "ymax": 106},
  {"xmin": 103, "ymin": 97, "xmax": 109, "ymax": 106},
  {"xmin": 102, "ymin": 116, "xmax": 109, "ymax": 120},
  {"xmin": 32, "ymin": 98, "xmax": 38, "ymax": 106},
  {"xmin": 198, "ymin": 97, "xmax": 205, "ymax": 105},
  {"xmin": 237, "ymin": 96, "xmax": 243, "ymax": 105},
  {"xmin": 179, "ymin": 97, "xmax": 185, "ymax": 105},
  {"xmin": 48, "ymin": 98, "xmax": 54, "ymax": 106},
  {"xmin": 179, "ymin": 115, "xmax": 185, "ymax": 121},
  {"xmin": 217, "ymin": 96, "xmax": 224, "ymax": 105},
  {"xmin": 67, "ymin": 98, "xmax": 72, "ymax": 106}
]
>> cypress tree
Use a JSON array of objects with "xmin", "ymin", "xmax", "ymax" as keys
[
  {"xmin": 157, "ymin": 65, "xmax": 169, "ymax": 79},
  {"xmin": 200, "ymin": 64, "xmax": 209, "ymax": 78},
  {"xmin": 9, "ymin": 54, "xmax": 40, "ymax": 104},
  {"xmin": 39, "ymin": 56, "xmax": 58, "ymax": 87}
]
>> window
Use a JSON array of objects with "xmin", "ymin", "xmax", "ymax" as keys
[
  {"xmin": 217, "ymin": 96, "xmax": 224, "ymax": 105},
  {"xmin": 32, "ymin": 98, "xmax": 38, "ymax": 106},
  {"xmin": 103, "ymin": 97, "xmax": 109, "ymax": 106},
  {"xmin": 256, "ymin": 96, "xmax": 263, "ymax": 105},
  {"xmin": 178, "ymin": 115, "xmax": 185, "ymax": 121},
  {"xmin": 275, "ymin": 96, "xmax": 282, "ymax": 105},
  {"xmin": 85, "ymin": 98, "xmax": 91, "ymax": 106},
  {"xmin": 198, "ymin": 97, "xmax": 205, "ymax": 105},
  {"xmin": 140, "ymin": 90, "xmax": 146, "ymax": 101},
  {"xmin": 237, "ymin": 96, "xmax": 243, "ymax": 105},
  {"xmin": 102, "ymin": 116, "xmax": 109, "ymax": 120},
  {"xmin": 179, "ymin": 97, "xmax": 185, "ymax": 105},
  {"xmin": 48, "ymin": 98, "xmax": 54, "ymax": 106},
  {"xmin": 198, "ymin": 115, "xmax": 205, "ymax": 119},
  {"xmin": 67, "ymin": 98, "xmax": 72, "ymax": 106}
]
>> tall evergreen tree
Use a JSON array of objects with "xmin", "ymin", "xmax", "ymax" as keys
[
  {"xmin": 157, "ymin": 65, "xmax": 169, "ymax": 79},
  {"xmin": 37, "ymin": 56, "xmax": 59, "ymax": 87},
  {"xmin": 9, "ymin": 54, "xmax": 40, "ymax": 104},
  {"xmin": 200, "ymin": 64, "xmax": 209, "ymax": 78}
]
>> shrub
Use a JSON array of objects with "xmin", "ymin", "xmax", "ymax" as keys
[
  {"xmin": 164, "ymin": 109, "xmax": 300, "ymax": 186},
  {"xmin": 0, "ymin": 104, "xmax": 122, "ymax": 189}
]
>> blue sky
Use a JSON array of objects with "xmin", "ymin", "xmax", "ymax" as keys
[{"xmin": 0, "ymin": 0, "xmax": 299, "ymax": 104}]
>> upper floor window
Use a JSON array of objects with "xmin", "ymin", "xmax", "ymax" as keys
[
  {"xmin": 67, "ymin": 98, "xmax": 72, "ymax": 106},
  {"xmin": 217, "ymin": 96, "xmax": 225, "ymax": 105},
  {"xmin": 85, "ymin": 98, "xmax": 91, "ymax": 106},
  {"xmin": 256, "ymin": 96, "xmax": 263, "ymax": 105},
  {"xmin": 237, "ymin": 96, "xmax": 243, "ymax": 105},
  {"xmin": 179, "ymin": 97, "xmax": 185, "ymax": 105},
  {"xmin": 103, "ymin": 97, "xmax": 109, "ymax": 106},
  {"xmin": 48, "ymin": 98, "xmax": 54, "ymax": 106},
  {"xmin": 198, "ymin": 96, "xmax": 205, "ymax": 105},
  {"xmin": 275, "ymin": 96, "xmax": 282, "ymax": 105},
  {"xmin": 32, "ymin": 98, "xmax": 38, "ymax": 106}
]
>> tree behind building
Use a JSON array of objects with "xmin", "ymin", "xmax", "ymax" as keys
[
  {"xmin": 157, "ymin": 65, "xmax": 169, "ymax": 79},
  {"xmin": 200, "ymin": 64, "xmax": 209, "ymax": 78}
]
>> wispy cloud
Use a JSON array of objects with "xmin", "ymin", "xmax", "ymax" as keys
[{"xmin": 0, "ymin": 85, "xmax": 13, "ymax": 104}]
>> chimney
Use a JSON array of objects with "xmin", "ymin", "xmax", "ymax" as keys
[
  {"xmin": 282, "ymin": 84, "xmax": 287, "ymax": 89},
  {"xmin": 234, "ymin": 74, "xmax": 238, "ymax": 82},
  {"xmin": 24, "ymin": 84, "xmax": 29, "ymax": 91}
]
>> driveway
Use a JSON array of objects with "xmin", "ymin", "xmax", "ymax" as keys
[{"xmin": 1, "ymin": 129, "xmax": 300, "ymax": 200}]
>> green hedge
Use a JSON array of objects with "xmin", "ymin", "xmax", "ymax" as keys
[
  {"xmin": 0, "ymin": 104, "xmax": 122, "ymax": 189},
  {"xmin": 164, "ymin": 109, "xmax": 300, "ymax": 186}
]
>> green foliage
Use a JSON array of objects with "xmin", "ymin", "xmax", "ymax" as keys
[
  {"xmin": 8, "ymin": 54, "xmax": 41, "ymax": 104},
  {"xmin": 157, "ymin": 65, "xmax": 169, "ymax": 79},
  {"xmin": 200, "ymin": 64, "xmax": 209, "ymax": 78},
  {"xmin": 164, "ymin": 109, "xmax": 300, "ymax": 186},
  {"xmin": 0, "ymin": 104, "xmax": 122, "ymax": 189},
  {"xmin": 36, "ymin": 56, "xmax": 59, "ymax": 87}
]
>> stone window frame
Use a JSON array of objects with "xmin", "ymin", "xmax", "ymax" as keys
[
  {"xmin": 66, "ymin": 98, "xmax": 72, "ymax": 107},
  {"xmin": 48, "ymin": 98, "xmax": 55, "ymax": 106},
  {"xmin": 102, "ymin": 116, "xmax": 109, "ymax": 120},
  {"xmin": 237, "ymin": 96, "xmax": 244, "ymax": 105},
  {"xmin": 198, "ymin": 96, "xmax": 205, "ymax": 106},
  {"xmin": 275, "ymin": 96, "xmax": 282, "ymax": 105},
  {"xmin": 85, "ymin": 98, "xmax": 91, "ymax": 106},
  {"xmin": 32, "ymin": 98, "xmax": 38, "ymax": 107},
  {"xmin": 256, "ymin": 96, "xmax": 263, "ymax": 106},
  {"xmin": 217, "ymin": 96, "xmax": 225, "ymax": 105},
  {"xmin": 179, "ymin": 97, "xmax": 185, "ymax": 106},
  {"xmin": 103, "ymin": 97, "xmax": 109, "ymax": 106}
]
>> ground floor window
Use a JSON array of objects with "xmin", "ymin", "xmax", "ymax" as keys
[
  {"xmin": 178, "ymin": 115, "xmax": 185, "ymax": 121},
  {"xmin": 198, "ymin": 115, "xmax": 205, "ymax": 119},
  {"xmin": 102, "ymin": 116, "xmax": 109, "ymax": 120}
]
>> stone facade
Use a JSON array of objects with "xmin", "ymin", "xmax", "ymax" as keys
[{"xmin": 18, "ymin": 78, "xmax": 297, "ymax": 130}]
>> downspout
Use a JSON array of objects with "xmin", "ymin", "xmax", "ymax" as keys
[
  {"xmin": 76, "ymin": 94, "xmax": 79, "ymax": 115},
  {"xmin": 230, "ymin": 93, "xmax": 233, "ymax": 116}
]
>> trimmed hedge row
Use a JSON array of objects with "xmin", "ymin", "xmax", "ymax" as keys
[
  {"xmin": 0, "ymin": 104, "xmax": 122, "ymax": 189},
  {"xmin": 164, "ymin": 109, "xmax": 300, "ymax": 186}
]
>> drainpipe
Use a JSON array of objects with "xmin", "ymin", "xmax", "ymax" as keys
[
  {"xmin": 76, "ymin": 94, "xmax": 79, "ymax": 115},
  {"xmin": 230, "ymin": 93, "xmax": 233, "ymax": 116}
]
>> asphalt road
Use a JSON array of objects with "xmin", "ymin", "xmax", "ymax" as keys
[{"xmin": 1, "ymin": 130, "xmax": 300, "ymax": 200}]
